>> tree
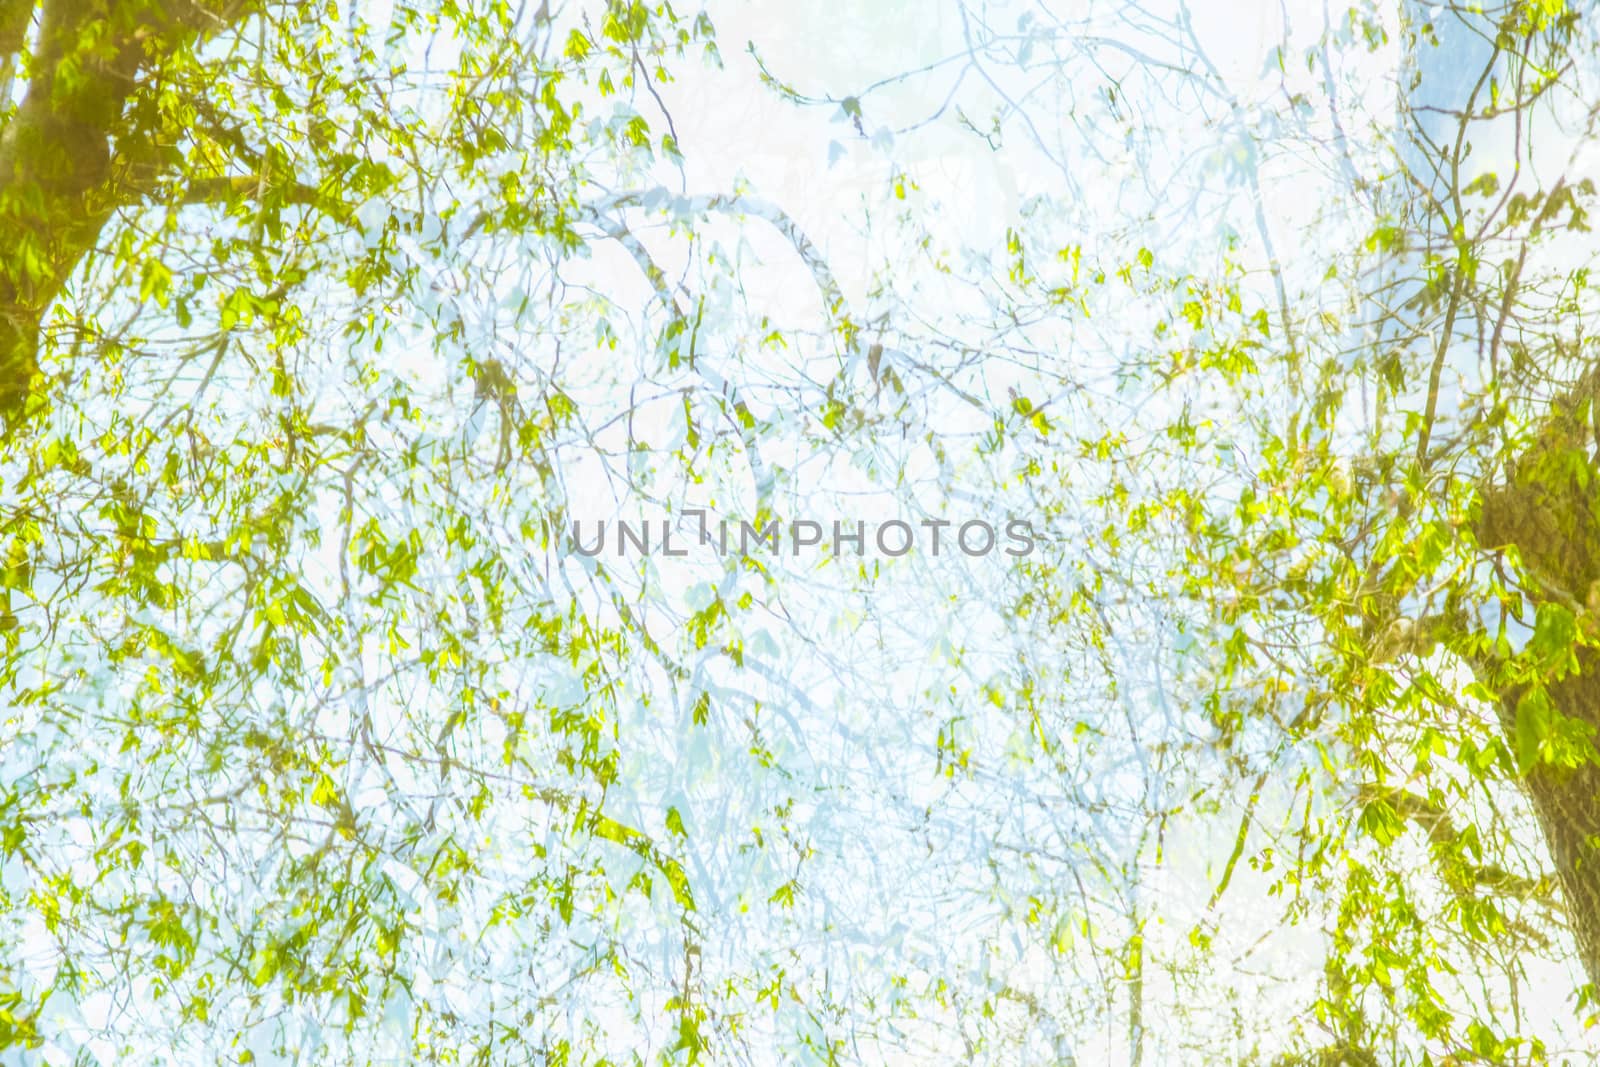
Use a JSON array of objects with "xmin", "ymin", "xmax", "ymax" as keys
[
  {"xmin": 1032, "ymin": 0, "xmax": 1600, "ymax": 1059},
  {"xmin": 0, "ymin": 0, "xmax": 762, "ymax": 1060},
  {"xmin": 790, "ymin": 0, "xmax": 1600, "ymax": 1059}
]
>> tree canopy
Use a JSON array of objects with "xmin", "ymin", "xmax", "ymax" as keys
[{"xmin": 3, "ymin": 0, "xmax": 1600, "ymax": 1063}]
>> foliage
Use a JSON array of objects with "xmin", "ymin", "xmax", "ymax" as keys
[{"xmin": 5, "ymin": 0, "xmax": 1600, "ymax": 1064}]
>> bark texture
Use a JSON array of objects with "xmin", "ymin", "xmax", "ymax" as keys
[
  {"xmin": 0, "ymin": 0, "xmax": 249, "ymax": 435},
  {"xmin": 1478, "ymin": 390, "xmax": 1600, "ymax": 989}
]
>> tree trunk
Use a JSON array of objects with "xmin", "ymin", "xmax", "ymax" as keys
[
  {"xmin": 0, "ymin": 0, "xmax": 251, "ymax": 435},
  {"xmin": 1400, "ymin": 0, "xmax": 1600, "ymax": 992},
  {"xmin": 1478, "ymin": 395, "xmax": 1600, "ymax": 991}
]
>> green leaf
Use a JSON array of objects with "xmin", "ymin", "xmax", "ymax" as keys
[{"xmin": 1515, "ymin": 688, "xmax": 1553, "ymax": 773}]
